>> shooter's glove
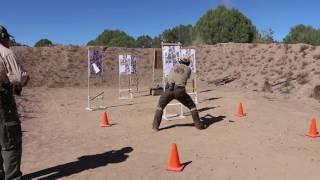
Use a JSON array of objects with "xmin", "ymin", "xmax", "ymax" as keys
[
  {"xmin": 13, "ymin": 83, "xmax": 22, "ymax": 96},
  {"xmin": 13, "ymin": 72, "xmax": 29, "ymax": 96}
]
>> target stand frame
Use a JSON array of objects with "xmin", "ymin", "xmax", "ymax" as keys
[
  {"xmin": 118, "ymin": 69, "xmax": 134, "ymax": 100},
  {"xmin": 118, "ymin": 54, "xmax": 135, "ymax": 100},
  {"xmin": 186, "ymin": 78, "xmax": 198, "ymax": 104},
  {"xmin": 119, "ymin": 88, "xmax": 133, "ymax": 100},
  {"xmin": 162, "ymin": 102, "xmax": 185, "ymax": 121},
  {"xmin": 86, "ymin": 47, "xmax": 107, "ymax": 111},
  {"xmin": 86, "ymin": 91, "xmax": 107, "ymax": 111}
]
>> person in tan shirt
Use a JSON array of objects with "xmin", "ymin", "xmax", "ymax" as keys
[
  {"xmin": 0, "ymin": 25, "xmax": 29, "ymax": 180},
  {"xmin": 152, "ymin": 58, "xmax": 205, "ymax": 131}
]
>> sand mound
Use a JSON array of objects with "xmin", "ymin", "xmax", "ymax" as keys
[{"xmin": 12, "ymin": 43, "xmax": 320, "ymax": 101}]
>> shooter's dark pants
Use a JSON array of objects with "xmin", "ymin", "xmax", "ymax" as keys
[
  {"xmin": 153, "ymin": 86, "xmax": 203, "ymax": 130},
  {"xmin": 0, "ymin": 83, "xmax": 22, "ymax": 180}
]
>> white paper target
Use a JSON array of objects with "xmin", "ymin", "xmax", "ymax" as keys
[
  {"xmin": 181, "ymin": 48, "xmax": 196, "ymax": 73},
  {"xmin": 92, "ymin": 63, "xmax": 100, "ymax": 74},
  {"xmin": 89, "ymin": 49, "xmax": 104, "ymax": 76},
  {"xmin": 162, "ymin": 45, "xmax": 181, "ymax": 77},
  {"xmin": 119, "ymin": 54, "xmax": 134, "ymax": 75},
  {"xmin": 131, "ymin": 57, "xmax": 137, "ymax": 74}
]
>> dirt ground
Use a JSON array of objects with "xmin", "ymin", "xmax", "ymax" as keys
[{"xmin": 18, "ymin": 85, "xmax": 320, "ymax": 180}]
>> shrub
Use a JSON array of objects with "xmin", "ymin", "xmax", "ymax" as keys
[
  {"xmin": 161, "ymin": 24, "xmax": 193, "ymax": 46},
  {"xmin": 34, "ymin": 39, "xmax": 54, "ymax": 47},
  {"xmin": 194, "ymin": 5, "xmax": 257, "ymax": 44},
  {"xmin": 136, "ymin": 35, "xmax": 153, "ymax": 48},
  {"xmin": 254, "ymin": 28, "xmax": 275, "ymax": 43},
  {"xmin": 87, "ymin": 29, "xmax": 135, "ymax": 47},
  {"xmin": 284, "ymin": 24, "xmax": 320, "ymax": 45}
]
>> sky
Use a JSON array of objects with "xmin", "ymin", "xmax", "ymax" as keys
[{"xmin": 1, "ymin": 0, "xmax": 320, "ymax": 46}]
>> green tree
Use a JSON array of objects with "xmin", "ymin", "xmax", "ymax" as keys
[
  {"xmin": 162, "ymin": 24, "xmax": 193, "ymax": 45},
  {"xmin": 87, "ymin": 29, "xmax": 135, "ymax": 47},
  {"xmin": 34, "ymin": 39, "xmax": 54, "ymax": 47},
  {"xmin": 254, "ymin": 28, "xmax": 275, "ymax": 43},
  {"xmin": 194, "ymin": 5, "xmax": 257, "ymax": 44},
  {"xmin": 151, "ymin": 35, "xmax": 162, "ymax": 48},
  {"xmin": 283, "ymin": 24, "xmax": 320, "ymax": 45},
  {"xmin": 136, "ymin": 35, "xmax": 153, "ymax": 48}
]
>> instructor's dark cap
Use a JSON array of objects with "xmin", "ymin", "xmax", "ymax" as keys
[{"xmin": 0, "ymin": 25, "xmax": 13, "ymax": 40}]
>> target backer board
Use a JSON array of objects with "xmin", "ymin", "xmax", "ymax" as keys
[
  {"xmin": 89, "ymin": 48, "xmax": 104, "ymax": 76},
  {"xmin": 86, "ymin": 47, "xmax": 106, "ymax": 111},
  {"xmin": 131, "ymin": 56, "xmax": 139, "ymax": 92},
  {"xmin": 119, "ymin": 54, "xmax": 132, "ymax": 75},
  {"xmin": 181, "ymin": 48, "xmax": 198, "ymax": 104},
  {"xmin": 161, "ymin": 42, "xmax": 185, "ymax": 120},
  {"xmin": 162, "ymin": 44, "xmax": 181, "ymax": 77},
  {"xmin": 118, "ymin": 54, "xmax": 136, "ymax": 99},
  {"xmin": 131, "ymin": 56, "xmax": 137, "ymax": 74},
  {"xmin": 151, "ymin": 48, "xmax": 163, "ymax": 90},
  {"xmin": 180, "ymin": 48, "xmax": 196, "ymax": 73}
]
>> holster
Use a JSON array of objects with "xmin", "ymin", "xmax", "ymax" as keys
[{"xmin": 166, "ymin": 82, "xmax": 175, "ymax": 91}]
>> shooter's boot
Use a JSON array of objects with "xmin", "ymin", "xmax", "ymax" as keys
[
  {"xmin": 191, "ymin": 109, "xmax": 206, "ymax": 130},
  {"xmin": 152, "ymin": 109, "xmax": 163, "ymax": 131}
]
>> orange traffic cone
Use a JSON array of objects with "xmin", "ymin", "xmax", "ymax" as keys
[
  {"xmin": 236, "ymin": 102, "xmax": 246, "ymax": 117},
  {"xmin": 166, "ymin": 143, "xmax": 185, "ymax": 172},
  {"xmin": 101, "ymin": 112, "xmax": 111, "ymax": 127},
  {"xmin": 306, "ymin": 118, "xmax": 319, "ymax": 138}
]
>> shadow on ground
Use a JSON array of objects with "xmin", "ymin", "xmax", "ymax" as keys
[
  {"xmin": 183, "ymin": 106, "xmax": 218, "ymax": 116},
  {"xmin": 199, "ymin": 97, "xmax": 222, "ymax": 104},
  {"xmin": 159, "ymin": 114, "xmax": 225, "ymax": 131},
  {"xmin": 199, "ymin": 89, "xmax": 215, "ymax": 93},
  {"xmin": 23, "ymin": 147, "xmax": 133, "ymax": 180},
  {"xmin": 201, "ymin": 114, "xmax": 226, "ymax": 127},
  {"xmin": 107, "ymin": 103, "xmax": 134, "ymax": 108},
  {"xmin": 180, "ymin": 161, "xmax": 192, "ymax": 171},
  {"xmin": 198, "ymin": 106, "xmax": 217, "ymax": 113}
]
